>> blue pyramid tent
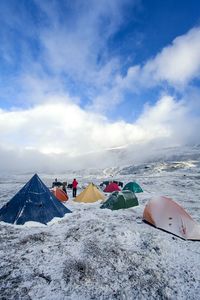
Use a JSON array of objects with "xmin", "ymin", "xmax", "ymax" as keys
[{"xmin": 0, "ymin": 174, "xmax": 71, "ymax": 225}]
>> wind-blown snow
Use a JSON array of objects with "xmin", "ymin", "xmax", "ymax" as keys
[{"xmin": 0, "ymin": 146, "xmax": 200, "ymax": 299}]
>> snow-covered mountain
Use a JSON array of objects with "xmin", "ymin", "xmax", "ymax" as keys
[{"xmin": 1, "ymin": 142, "xmax": 200, "ymax": 174}]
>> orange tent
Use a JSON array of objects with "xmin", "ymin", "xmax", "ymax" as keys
[
  {"xmin": 143, "ymin": 196, "xmax": 200, "ymax": 240},
  {"xmin": 52, "ymin": 187, "xmax": 68, "ymax": 202}
]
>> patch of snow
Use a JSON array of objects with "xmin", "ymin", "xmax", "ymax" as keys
[{"xmin": 0, "ymin": 146, "xmax": 200, "ymax": 299}]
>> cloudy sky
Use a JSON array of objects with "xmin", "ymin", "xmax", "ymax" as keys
[{"xmin": 0, "ymin": 0, "xmax": 200, "ymax": 172}]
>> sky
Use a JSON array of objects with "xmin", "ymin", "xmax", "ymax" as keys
[{"xmin": 0, "ymin": 0, "xmax": 200, "ymax": 172}]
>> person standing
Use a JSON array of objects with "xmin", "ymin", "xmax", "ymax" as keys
[
  {"xmin": 72, "ymin": 178, "xmax": 78, "ymax": 197},
  {"xmin": 62, "ymin": 182, "xmax": 67, "ymax": 194}
]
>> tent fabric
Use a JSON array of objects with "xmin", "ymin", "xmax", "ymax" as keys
[
  {"xmin": 100, "ymin": 181, "xmax": 123, "ymax": 188},
  {"xmin": 51, "ymin": 187, "xmax": 69, "ymax": 202},
  {"xmin": 74, "ymin": 183, "xmax": 105, "ymax": 203},
  {"xmin": 113, "ymin": 181, "xmax": 123, "ymax": 188},
  {"xmin": 103, "ymin": 182, "xmax": 121, "ymax": 193},
  {"xmin": 143, "ymin": 196, "xmax": 200, "ymax": 240},
  {"xmin": 101, "ymin": 190, "xmax": 139, "ymax": 210},
  {"xmin": 123, "ymin": 182, "xmax": 143, "ymax": 193},
  {"xmin": 0, "ymin": 174, "xmax": 71, "ymax": 225}
]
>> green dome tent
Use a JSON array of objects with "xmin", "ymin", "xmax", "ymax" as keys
[
  {"xmin": 123, "ymin": 181, "xmax": 143, "ymax": 193},
  {"xmin": 100, "ymin": 190, "xmax": 139, "ymax": 210}
]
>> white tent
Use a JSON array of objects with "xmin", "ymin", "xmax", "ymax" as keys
[{"xmin": 143, "ymin": 196, "xmax": 200, "ymax": 240}]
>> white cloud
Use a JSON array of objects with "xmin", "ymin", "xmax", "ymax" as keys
[
  {"xmin": 0, "ymin": 0, "xmax": 138, "ymax": 109},
  {"xmin": 1, "ymin": 3, "xmax": 200, "ymax": 174},
  {"xmin": 3, "ymin": 1, "xmax": 200, "ymax": 114},
  {"xmin": 91, "ymin": 26, "xmax": 200, "ymax": 112},
  {"xmin": 119, "ymin": 26, "xmax": 200, "ymax": 91},
  {"xmin": 0, "ymin": 94, "xmax": 199, "ymax": 172},
  {"xmin": 135, "ymin": 96, "xmax": 194, "ymax": 144},
  {"xmin": 36, "ymin": 0, "xmax": 133, "ymax": 87},
  {"xmin": 143, "ymin": 27, "xmax": 200, "ymax": 86}
]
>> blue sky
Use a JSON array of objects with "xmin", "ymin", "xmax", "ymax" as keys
[{"xmin": 0, "ymin": 0, "xmax": 200, "ymax": 170}]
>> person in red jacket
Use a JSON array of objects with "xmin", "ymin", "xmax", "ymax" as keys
[{"xmin": 72, "ymin": 178, "xmax": 78, "ymax": 197}]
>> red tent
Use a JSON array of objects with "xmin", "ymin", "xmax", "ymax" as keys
[
  {"xmin": 143, "ymin": 196, "xmax": 200, "ymax": 240},
  {"xmin": 104, "ymin": 182, "xmax": 121, "ymax": 193},
  {"xmin": 51, "ymin": 187, "xmax": 68, "ymax": 202}
]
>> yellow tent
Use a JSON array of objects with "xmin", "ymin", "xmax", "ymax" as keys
[{"xmin": 74, "ymin": 183, "xmax": 105, "ymax": 203}]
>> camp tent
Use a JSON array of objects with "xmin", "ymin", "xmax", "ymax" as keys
[
  {"xmin": 104, "ymin": 182, "xmax": 121, "ymax": 193},
  {"xmin": 113, "ymin": 181, "xmax": 123, "ymax": 188},
  {"xmin": 74, "ymin": 183, "xmax": 105, "ymax": 203},
  {"xmin": 143, "ymin": 196, "xmax": 200, "ymax": 240},
  {"xmin": 51, "ymin": 187, "xmax": 68, "ymax": 202},
  {"xmin": 123, "ymin": 181, "xmax": 143, "ymax": 193},
  {"xmin": 100, "ymin": 181, "xmax": 123, "ymax": 188},
  {"xmin": 0, "ymin": 174, "xmax": 71, "ymax": 225},
  {"xmin": 101, "ymin": 190, "xmax": 139, "ymax": 210}
]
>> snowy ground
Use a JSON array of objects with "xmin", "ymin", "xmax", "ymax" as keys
[{"xmin": 0, "ymin": 152, "xmax": 200, "ymax": 299}]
